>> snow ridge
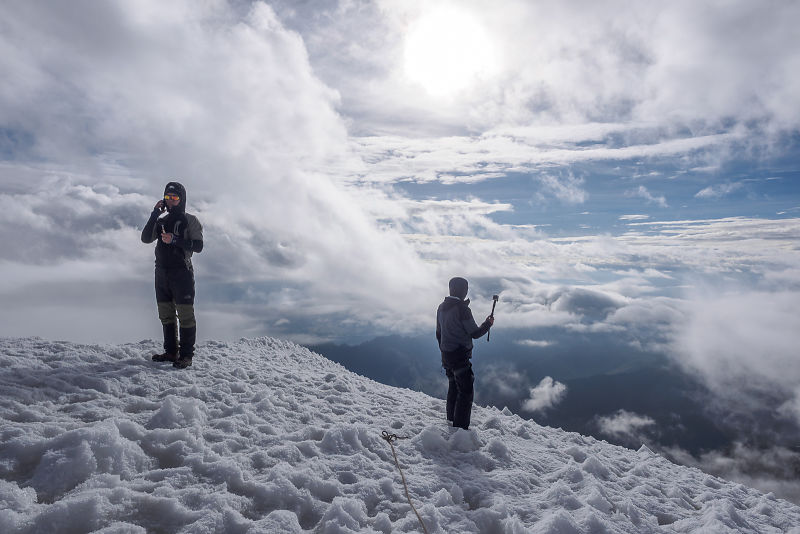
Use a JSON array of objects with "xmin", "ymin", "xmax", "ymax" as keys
[{"xmin": 1, "ymin": 336, "xmax": 799, "ymax": 533}]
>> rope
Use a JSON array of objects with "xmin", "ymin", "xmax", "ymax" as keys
[{"xmin": 381, "ymin": 431, "xmax": 430, "ymax": 534}]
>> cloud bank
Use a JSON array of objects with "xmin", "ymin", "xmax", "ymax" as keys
[
  {"xmin": 674, "ymin": 289, "xmax": 800, "ymax": 427},
  {"xmin": 0, "ymin": 0, "xmax": 437, "ymax": 342}
]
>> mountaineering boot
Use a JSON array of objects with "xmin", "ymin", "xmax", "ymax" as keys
[
  {"xmin": 173, "ymin": 325, "xmax": 196, "ymax": 369},
  {"xmin": 173, "ymin": 356, "xmax": 192, "ymax": 368},
  {"xmin": 152, "ymin": 352, "xmax": 177, "ymax": 362}
]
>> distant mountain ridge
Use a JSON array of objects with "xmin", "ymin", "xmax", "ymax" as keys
[{"xmin": 2, "ymin": 336, "xmax": 800, "ymax": 533}]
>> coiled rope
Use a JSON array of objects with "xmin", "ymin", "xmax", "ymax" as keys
[{"xmin": 381, "ymin": 431, "xmax": 429, "ymax": 534}]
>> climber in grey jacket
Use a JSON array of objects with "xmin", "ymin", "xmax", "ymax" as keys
[{"xmin": 436, "ymin": 277, "xmax": 494, "ymax": 429}]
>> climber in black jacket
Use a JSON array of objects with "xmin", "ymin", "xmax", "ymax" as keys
[{"xmin": 141, "ymin": 182, "xmax": 203, "ymax": 369}]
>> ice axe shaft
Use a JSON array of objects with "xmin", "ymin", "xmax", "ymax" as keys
[{"xmin": 487, "ymin": 295, "xmax": 499, "ymax": 342}]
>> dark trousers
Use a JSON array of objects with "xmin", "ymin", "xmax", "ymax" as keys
[
  {"xmin": 155, "ymin": 267, "xmax": 196, "ymax": 358},
  {"xmin": 445, "ymin": 364, "xmax": 474, "ymax": 430}
]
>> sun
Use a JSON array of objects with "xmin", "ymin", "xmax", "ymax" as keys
[{"xmin": 403, "ymin": 6, "xmax": 498, "ymax": 97}]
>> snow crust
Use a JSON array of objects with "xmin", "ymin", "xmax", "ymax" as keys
[{"xmin": 1, "ymin": 336, "xmax": 800, "ymax": 533}]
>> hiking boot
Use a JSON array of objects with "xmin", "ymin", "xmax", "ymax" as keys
[
  {"xmin": 173, "ymin": 356, "xmax": 192, "ymax": 369},
  {"xmin": 152, "ymin": 352, "xmax": 177, "ymax": 362}
]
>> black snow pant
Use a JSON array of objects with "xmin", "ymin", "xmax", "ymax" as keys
[
  {"xmin": 445, "ymin": 362, "xmax": 474, "ymax": 430},
  {"xmin": 155, "ymin": 266, "xmax": 196, "ymax": 359}
]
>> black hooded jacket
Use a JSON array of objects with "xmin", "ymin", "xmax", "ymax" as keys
[{"xmin": 141, "ymin": 182, "xmax": 204, "ymax": 270}]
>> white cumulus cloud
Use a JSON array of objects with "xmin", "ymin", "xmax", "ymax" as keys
[
  {"xmin": 626, "ymin": 186, "xmax": 668, "ymax": 208},
  {"xmin": 596, "ymin": 410, "xmax": 656, "ymax": 442},
  {"xmin": 522, "ymin": 377, "xmax": 567, "ymax": 413},
  {"xmin": 516, "ymin": 339, "xmax": 554, "ymax": 348},
  {"xmin": 695, "ymin": 182, "xmax": 744, "ymax": 199}
]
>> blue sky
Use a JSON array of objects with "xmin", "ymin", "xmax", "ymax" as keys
[{"xmin": 1, "ymin": 0, "xmax": 800, "ymax": 433}]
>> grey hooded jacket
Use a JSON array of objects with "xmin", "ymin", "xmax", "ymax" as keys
[{"xmin": 436, "ymin": 296, "xmax": 491, "ymax": 368}]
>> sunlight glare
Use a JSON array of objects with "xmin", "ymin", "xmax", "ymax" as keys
[{"xmin": 403, "ymin": 7, "xmax": 497, "ymax": 97}]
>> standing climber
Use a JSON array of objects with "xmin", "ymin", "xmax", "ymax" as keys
[
  {"xmin": 436, "ymin": 277, "xmax": 494, "ymax": 430},
  {"xmin": 141, "ymin": 182, "xmax": 203, "ymax": 369}
]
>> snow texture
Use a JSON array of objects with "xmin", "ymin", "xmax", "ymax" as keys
[{"xmin": 1, "ymin": 336, "xmax": 800, "ymax": 533}]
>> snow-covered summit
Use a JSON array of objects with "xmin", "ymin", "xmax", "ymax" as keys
[{"xmin": 1, "ymin": 337, "xmax": 799, "ymax": 533}]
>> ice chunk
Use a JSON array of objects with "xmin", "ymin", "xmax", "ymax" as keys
[
  {"xmin": 416, "ymin": 427, "xmax": 448, "ymax": 452},
  {"xmin": 586, "ymin": 486, "xmax": 615, "ymax": 514},
  {"xmin": 449, "ymin": 429, "xmax": 482, "ymax": 452},
  {"xmin": 564, "ymin": 446, "xmax": 587, "ymax": 463},
  {"xmin": 317, "ymin": 497, "xmax": 367, "ymax": 533},
  {"xmin": 146, "ymin": 396, "xmax": 208, "ymax": 430},
  {"xmin": 582, "ymin": 455, "xmax": 612, "ymax": 479},
  {"xmin": 532, "ymin": 510, "xmax": 582, "ymax": 533},
  {"xmin": 486, "ymin": 438, "xmax": 511, "ymax": 462},
  {"xmin": 27, "ymin": 420, "xmax": 152, "ymax": 502}
]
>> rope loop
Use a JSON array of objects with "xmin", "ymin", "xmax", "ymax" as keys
[
  {"xmin": 380, "ymin": 430, "xmax": 429, "ymax": 534},
  {"xmin": 381, "ymin": 431, "xmax": 408, "ymax": 443}
]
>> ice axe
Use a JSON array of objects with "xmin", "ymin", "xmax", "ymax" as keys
[{"xmin": 487, "ymin": 294, "xmax": 499, "ymax": 342}]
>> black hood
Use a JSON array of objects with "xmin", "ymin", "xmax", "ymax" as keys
[
  {"xmin": 448, "ymin": 277, "xmax": 469, "ymax": 300},
  {"xmin": 164, "ymin": 181, "xmax": 187, "ymax": 213}
]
